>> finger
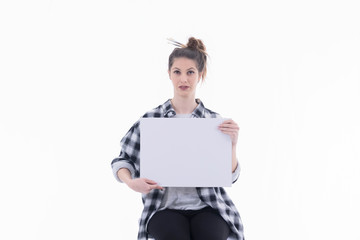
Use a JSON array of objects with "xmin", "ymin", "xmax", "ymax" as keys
[
  {"xmin": 219, "ymin": 125, "xmax": 239, "ymax": 131},
  {"xmin": 220, "ymin": 131, "xmax": 238, "ymax": 136},
  {"xmin": 144, "ymin": 179, "xmax": 158, "ymax": 185},
  {"xmin": 219, "ymin": 125, "xmax": 238, "ymax": 130},
  {"xmin": 219, "ymin": 128, "xmax": 239, "ymax": 134},
  {"xmin": 219, "ymin": 128, "xmax": 239, "ymax": 133},
  {"xmin": 219, "ymin": 122, "xmax": 232, "ymax": 127},
  {"xmin": 150, "ymin": 184, "xmax": 164, "ymax": 191},
  {"xmin": 220, "ymin": 129, "xmax": 238, "ymax": 137},
  {"xmin": 155, "ymin": 185, "xmax": 164, "ymax": 190},
  {"xmin": 220, "ymin": 119, "xmax": 236, "ymax": 125},
  {"xmin": 219, "ymin": 122, "xmax": 238, "ymax": 128}
]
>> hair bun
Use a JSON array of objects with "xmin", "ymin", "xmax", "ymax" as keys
[{"xmin": 187, "ymin": 37, "xmax": 206, "ymax": 52}]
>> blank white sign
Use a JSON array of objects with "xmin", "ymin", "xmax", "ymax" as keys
[{"xmin": 140, "ymin": 118, "xmax": 232, "ymax": 187}]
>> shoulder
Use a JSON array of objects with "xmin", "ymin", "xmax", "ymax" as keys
[
  {"xmin": 120, "ymin": 100, "xmax": 170, "ymax": 144},
  {"xmin": 141, "ymin": 104, "xmax": 165, "ymax": 118},
  {"xmin": 204, "ymin": 107, "xmax": 221, "ymax": 118},
  {"xmin": 198, "ymin": 100, "xmax": 221, "ymax": 119},
  {"xmin": 141, "ymin": 99, "xmax": 174, "ymax": 118},
  {"xmin": 130, "ymin": 100, "xmax": 170, "ymax": 129}
]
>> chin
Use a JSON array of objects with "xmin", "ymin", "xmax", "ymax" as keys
[{"xmin": 177, "ymin": 91, "xmax": 191, "ymax": 97}]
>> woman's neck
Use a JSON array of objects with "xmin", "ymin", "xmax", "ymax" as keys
[{"xmin": 171, "ymin": 96, "xmax": 198, "ymax": 114}]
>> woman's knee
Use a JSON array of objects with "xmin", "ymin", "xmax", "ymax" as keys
[
  {"xmin": 190, "ymin": 210, "xmax": 230, "ymax": 240},
  {"xmin": 147, "ymin": 210, "xmax": 191, "ymax": 240}
]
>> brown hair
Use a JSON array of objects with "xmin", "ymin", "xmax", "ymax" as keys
[{"xmin": 168, "ymin": 37, "xmax": 208, "ymax": 81}]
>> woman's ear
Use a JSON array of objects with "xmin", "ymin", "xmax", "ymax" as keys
[{"xmin": 198, "ymin": 72, "xmax": 203, "ymax": 83}]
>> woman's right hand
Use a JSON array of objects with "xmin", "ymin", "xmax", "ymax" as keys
[
  {"xmin": 126, "ymin": 178, "xmax": 164, "ymax": 194},
  {"xmin": 118, "ymin": 168, "xmax": 163, "ymax": 194}
]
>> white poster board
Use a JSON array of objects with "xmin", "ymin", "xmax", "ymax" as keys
[{"xmin": 140, "ymin": 118, "xmax": 232, "ymax": 187}]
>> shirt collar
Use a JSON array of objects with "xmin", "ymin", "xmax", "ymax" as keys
[
  {"xmin": 162, "ymin": 99, "xmax": 206, "ymax": 118},
  {"xmin": 162, "ymin": 99, "xmax": 176, "ymax": 117}
]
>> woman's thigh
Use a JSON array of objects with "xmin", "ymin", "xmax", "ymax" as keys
[
  {"xmin": 147, "ymin": 210, "xmax": 191, "ymax": 240},
  {"xmin": 190, "ymin": 208, "xmax": 230, "ymax": 240}
]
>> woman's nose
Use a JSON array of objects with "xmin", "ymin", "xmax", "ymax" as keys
[{"xmin": 180, "ymin": 75, "xmax": 188, "ymax": 83}]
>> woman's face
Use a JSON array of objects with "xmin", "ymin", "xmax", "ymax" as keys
[{"xmin": 168, "ymin": 57, "xmax": 202, "ymax": 99}]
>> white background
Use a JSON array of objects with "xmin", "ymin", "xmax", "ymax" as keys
[{"xmin": 0, "ymin": 0, "xmax": 359, "ymax": 239}]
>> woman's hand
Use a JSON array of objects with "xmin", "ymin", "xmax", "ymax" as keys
[
  {"xmin": 118, "ymin": 168, "xmax": 163, "ymax": 194},
  {"xmin": 218, "ymin": 119, "xmax": 239, "ymax": 146},
  {"xmin": 126, "ymin": 178, "xmax": 164, "ymax": 194}
]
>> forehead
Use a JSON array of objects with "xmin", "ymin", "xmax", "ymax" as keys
[{"xmin": 171, "ymin": 57, "xmax": 198, "ymax": 69}]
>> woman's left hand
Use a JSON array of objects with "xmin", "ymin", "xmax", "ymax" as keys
[{"xmin": 218, "ymin": 119, "xmax": 239, "ymax": 146}]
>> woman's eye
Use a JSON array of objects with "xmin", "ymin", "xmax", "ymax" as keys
[
  {"xmin": 187, "ymin": 71, "xmax": 194, "ymax": 75},
  {"xmin": 174, "ymin": 70, "xmax": 180, "ymax": 74}
]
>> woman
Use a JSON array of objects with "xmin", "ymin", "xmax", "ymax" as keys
[{"xmin": 111, "ymin": 37, "xmax": 244, "ymax": 240}]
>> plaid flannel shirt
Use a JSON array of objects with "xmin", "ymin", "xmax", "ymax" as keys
[{"xmin": 111, "ymin": 99, "xmax": 244, "ymax": 240}]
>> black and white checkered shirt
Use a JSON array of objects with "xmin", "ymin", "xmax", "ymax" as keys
[{"xmin": 111, "ymin": 99, "xmax": 244, "ymax": 240}]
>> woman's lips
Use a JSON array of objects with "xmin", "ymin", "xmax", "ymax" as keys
[{"xmin": 179, "ymin": 86, "xmax": 189, "ymax": 90}]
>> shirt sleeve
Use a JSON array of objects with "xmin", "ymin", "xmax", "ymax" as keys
[
  {"xmin": 232, "ymin": 160, "xmax": 241, "ymax": 183},
  {"xmin": 111, "ymin": 121, "xmax": 141, "ymax": 183},
  {"xmin": 111, "ymin": 154, "xmax": 137, "ymax": 183}
]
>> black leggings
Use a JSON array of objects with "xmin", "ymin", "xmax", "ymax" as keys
[{"xmin": 147, "ymin": 207, "xmax": 230, "ymax": 240}]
